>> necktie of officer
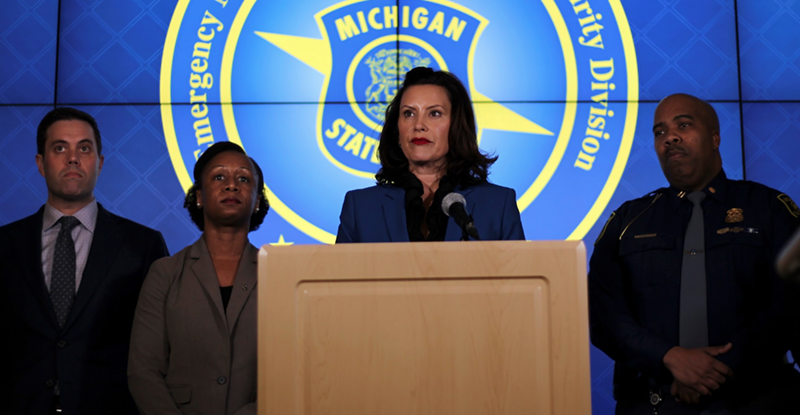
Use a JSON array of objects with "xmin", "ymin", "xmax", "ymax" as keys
[
  {"xmin": 50, "ymin": 216, "xmax": 80, "ymax": 328},
  {"xmin": 679, "ymin": 191, "xmax": 708, "ymax": 348}
]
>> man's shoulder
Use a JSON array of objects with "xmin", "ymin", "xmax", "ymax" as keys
[
  {"xmin": 98, "ymin": 205, "xmax": 163, "ymax": 238},
  {"xmin": 726, "ymin": 179, "xmax": 800, "ymax": 217},
  {"xmin": 615, "ymin": 187, "xmax": 669, "ymax": 215},
  {"xmin": 592, "ymin": 189, "xmax": 667, "ymax": 245},
  {"xmin": 0, "ymin": 209, "xmax": 43, "ymax": 235},
  {"xmin": 727, "ymin": 178, "xmax": 787, "ymax": 200}
]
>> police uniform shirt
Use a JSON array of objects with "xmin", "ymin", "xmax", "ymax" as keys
[{"xmin": 588, "ymin": 169, "xmax": 800, "ymax": 396}]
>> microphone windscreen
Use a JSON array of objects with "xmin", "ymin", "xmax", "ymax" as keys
[{"xmin": 441, "ymin": 192, "xmax": 467, "ymax": 217}]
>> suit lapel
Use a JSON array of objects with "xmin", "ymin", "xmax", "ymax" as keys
[
  {"xmin": 381, "ymin": 186, "xmax": 409, "ymax": 242},
  {"xmin": 63, "ymin": 205, "xmax": 122, "ymax": 332},
  {"xmin": 224, "ymin": 243, "xmax": 258, "ymax": 332},
  {"xmin": 189, "ymin": 238, "xmax": 229, "ymax": 335},
  {"xmin": 19, "ymin": 208, "xmax": 60, "ymax": 329},
  {"xmin": 444, "ymin": 186, "xmax": 475, "ymax": 241}
]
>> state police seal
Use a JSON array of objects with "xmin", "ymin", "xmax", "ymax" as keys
[{"xmin": 162, "ymin": 0, "xmax": 639, "ymax": 245}]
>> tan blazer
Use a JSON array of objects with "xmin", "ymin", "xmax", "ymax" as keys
[{"xmin": 128, "ymin": 237, "xmax": 257, "ymax": 415}]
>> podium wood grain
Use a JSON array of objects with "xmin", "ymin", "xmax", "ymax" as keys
[{"xmin": 258, "ymin": 241, "xmax": 590, "ymax": 415}]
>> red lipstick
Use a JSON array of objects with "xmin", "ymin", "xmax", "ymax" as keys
[{"xmin": 411, "ymin": 138, "xmax": 431, "ymax": 145}]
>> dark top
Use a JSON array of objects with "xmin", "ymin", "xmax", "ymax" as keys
[
  {"xmin": 589, "ymin": 170, "xmax": 800, "ymax": 401},
  {"xmin": 0, "ymin": 204, "xmax": 169, "ymax": 415},
  {"xmin": 396, "ymin": 173, "xmax": 455, "ymax": 241},
  {"xmin": 220, "ymin": 285, "xmax": 233, "ymax": 312}
]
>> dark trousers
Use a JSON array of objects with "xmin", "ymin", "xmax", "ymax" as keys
[
  {"xmin": 615, "ymin": 382, "xmax": 799, "ymax": 415},
  {"xmin": 51, "ymin": 395, "xmax": 61, "ymax": 414}
]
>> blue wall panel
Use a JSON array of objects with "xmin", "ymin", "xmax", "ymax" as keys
[
  {"xmin": 738, "ymin": 1, "xmax": 800, "ymax": 100},
  {"xmin": 57, "ymin": 0, "xmax": 171, "ymax": 103},
  {"xmin": 744, "ymin": 102, "xmax": 800, "ymax": 198},
  {"xmin": 0, "ymin": 0, "xmax": 58, "ymax": 104}
]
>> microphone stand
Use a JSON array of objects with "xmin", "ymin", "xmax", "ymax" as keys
[{"xmin": 458, "ymin": 214, "xmax": 479, "ymax": 241}]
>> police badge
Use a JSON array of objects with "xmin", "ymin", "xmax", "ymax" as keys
[{"xmin": 725, "ymin": 208, "xmax": 744, "ymax": 224}]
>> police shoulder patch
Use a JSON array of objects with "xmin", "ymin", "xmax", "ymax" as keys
[{"xmin": 778, "ymin": 193, "xmax": 800, "ymax": 218}]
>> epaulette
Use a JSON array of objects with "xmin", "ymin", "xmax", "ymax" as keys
[
  {"xmin": 618, "ymin": 188, "xmax": 666, "ymax": 210},
  {"xmin": 594, "ymin": 189, "xmax": 665, "ymax": 245},
  {"xmin": 615, "ymin": 189, "xmax": 666, "ymax": 243},
  {"xmin": 624, "ymin": 188, "xmax": 667, "ymax": 204},
  {"xmin": 642, "ymin": 188, "xmax": 667, "ymax": 199}
]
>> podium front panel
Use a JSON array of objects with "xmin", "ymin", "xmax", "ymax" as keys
[{"xmin": 259, "ymin": 241, "xmax": 589, "ymax": 415}]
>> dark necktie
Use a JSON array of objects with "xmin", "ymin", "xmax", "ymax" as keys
[
  {"xmin": 50, "ymin": 216, "xmax": 80, "ymax": 328},
  {"xmin": 679, "ymin": 191, "xmax": 708, "ymax": 348}
]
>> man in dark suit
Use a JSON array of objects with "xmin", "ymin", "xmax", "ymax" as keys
[
  {"xmin": 589, "ymin": 94, "xmax": 800, "ymax": 414},
  {"xmin": 0, "ymin": 107, "xmax": 169, "ymax": 414}
]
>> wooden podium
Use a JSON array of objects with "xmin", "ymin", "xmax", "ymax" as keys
[{"xmin": 258, "ymin": 241, "xmax": 590, "ymax": 415}]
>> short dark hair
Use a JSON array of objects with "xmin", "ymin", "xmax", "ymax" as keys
[
  {"xmin": 375, "ymin": 67, "xmax": 497, "ymax": 187},
  {"xmin": 37, "ymin": 107, "xmax": 102, "ymax": 155},
  {"xmin": 183, "ymin": 141, "xmax": 269, "ymax": 232}
]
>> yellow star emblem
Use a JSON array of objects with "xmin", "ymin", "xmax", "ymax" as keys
[{"xmin": 270, "ymin": 235, "xmax": 294, "ymax": 246}]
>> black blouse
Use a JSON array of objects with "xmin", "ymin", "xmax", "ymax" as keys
[
  {"xmin": 395, "ymin": 172, "xmax": 455, "ymax": 241},
  {"xmin": 220, "ymin": 285, "xmax": 233, "ymax": 312}
]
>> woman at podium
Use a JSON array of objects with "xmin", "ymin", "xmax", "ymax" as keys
[
  {"xmin": 336, "ymin": 67, "xmax": 525, "ymax": 243},
  {"xmin": 128, "ymin": 142, "xmax": 268, "ymax": 415}
]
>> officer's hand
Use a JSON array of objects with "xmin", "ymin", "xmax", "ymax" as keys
[
  {"xmin": 670, "ymin": 380, "xmax": 702, "ymax": 405},
  {"xmin": 662, "ymin": 343, "xmax": 733, "ymax": 396}
]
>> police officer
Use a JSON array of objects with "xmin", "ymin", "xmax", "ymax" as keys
[{"xmin": 589, "ymin": 93, "xmax": 800, "ymax": 414}]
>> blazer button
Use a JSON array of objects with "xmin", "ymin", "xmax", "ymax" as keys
[
  {"xmin": 57, "ymin": 340, "xmax": 66, "ymax": 348},
  {"xmin": 46, "ymin": 380, "xmax": 54, "ymax": 387},
  {"xmin": 217, "ymin": 376, "xmax": 227, "ymax": 385}
]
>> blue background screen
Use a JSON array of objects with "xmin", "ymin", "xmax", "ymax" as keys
[{"xmin": 1, "ymin": 1, "xmax": 798, "ymax": 413}]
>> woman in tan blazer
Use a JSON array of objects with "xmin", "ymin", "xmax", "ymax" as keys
[{"xmin": 128, "ymin": 142, "xmax": 269, "ymax": 415}]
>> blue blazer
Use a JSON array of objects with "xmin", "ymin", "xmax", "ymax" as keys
[{"xmin": 336, "ymin": 182, "xmax": 525, "ymax": 242}]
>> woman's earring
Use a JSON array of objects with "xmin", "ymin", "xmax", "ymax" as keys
[{"xmin": 197, "ymin": 202, "xmax": 202, "ymax": 209}]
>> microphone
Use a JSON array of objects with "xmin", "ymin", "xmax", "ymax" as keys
[{"xmin": 442, "ymin": 192, "xmax": 481, "ymax": 240}]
